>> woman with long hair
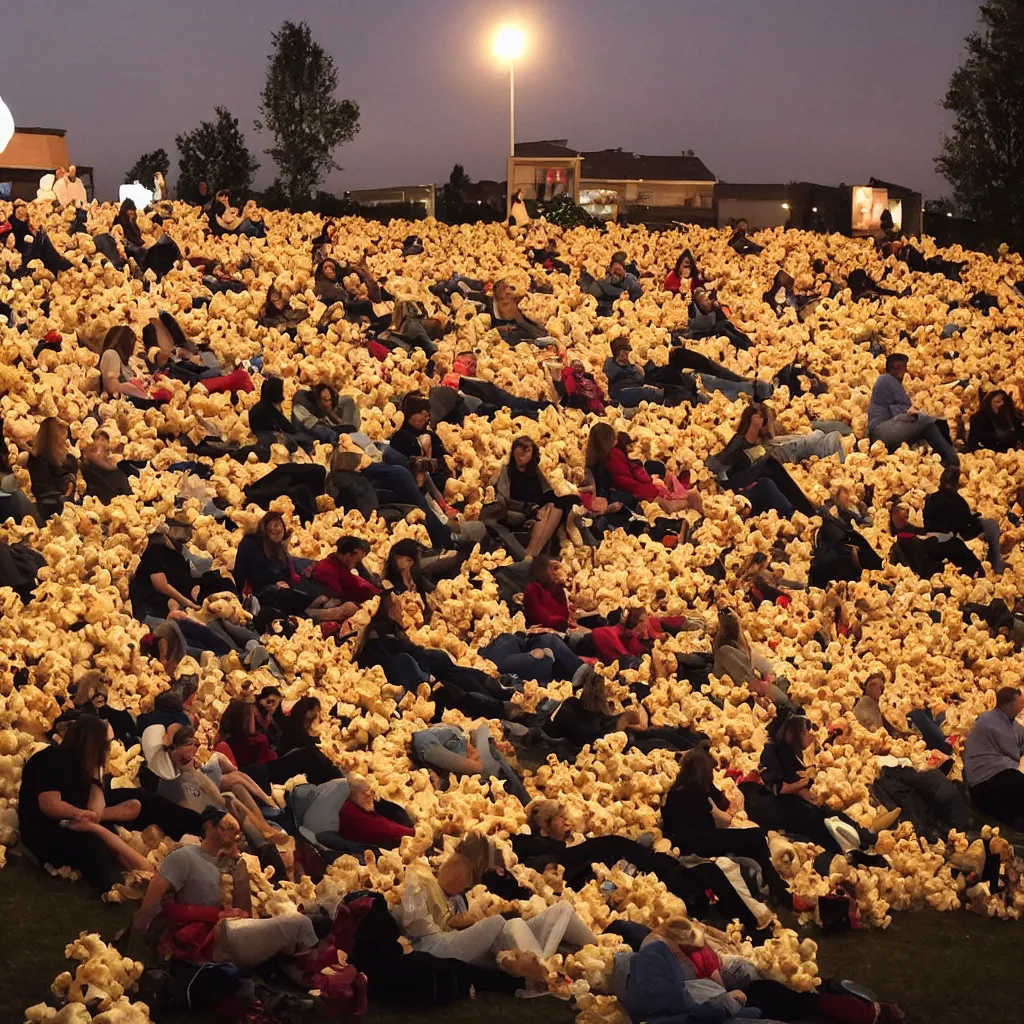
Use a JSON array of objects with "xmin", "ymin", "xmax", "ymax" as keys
[
  {"xmin": 967, "ymin": 388, "xmax": 1024, "ymax": 453},
  {"xmin": 0, "ymin": 417, "xmax": 42, "ymax": 524},
  {"xmin": 18, "ymin": 716, "xmax": 153, "ymax": 891},
  {"xmin": 493, "ymin": 435, "xmax": 584, "ymax": 559},
  {"xmin": 595, "ymin": 425, "xmax": 702, "ymax": 516},
  {"xmin": 260, "ymin": 285, "xmax": 309, "ymax": 331},
  {"xmin": 27, "ymin": 417, "xmax": 78, "ymax": 519},
  {"xmin": 663, "ymin": 249, "xmax": 703, "ymax": 295},
  {"xmin": 711, "ymin": 405, "xmax": 818, "ymax": 518},
  {"xmin": 215, "ymin": 697, "xmax": 340, "ymax": 786},
  {"xmin": 662, "ymin": 746, "xmax": 792, "ymax": 906},
  {"xmin": 98, "ymin": 325, "xmax": 158, "ymax": 403},
  {"xmin": 233, "ymin": 512, "xmax": 305, "ymax": 606},
  {"xmin": 385, "ymin": 538, "xmax": 437, "ymax": 622},
  {"xmin": 712, "ymin": 606, "xmax": 794, "ymax": 710}
]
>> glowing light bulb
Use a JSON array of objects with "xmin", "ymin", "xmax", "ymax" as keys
[{"xmin": 493, "ymin": 25, "xmax": 526, "ymax": 62}]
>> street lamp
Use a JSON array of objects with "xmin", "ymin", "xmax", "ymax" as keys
[{"xmin": 493, "ymin": 24, "xmax": 526, "ymax": 157}]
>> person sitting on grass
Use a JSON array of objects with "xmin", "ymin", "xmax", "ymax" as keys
[{"xmin": 134, "ymin": 807, "xmax": 318, "ymax": 967}]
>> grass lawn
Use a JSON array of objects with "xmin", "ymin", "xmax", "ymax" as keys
[{"xmin": 1, "ymin": 853, "xmax": 1015, "ymax": 1024}]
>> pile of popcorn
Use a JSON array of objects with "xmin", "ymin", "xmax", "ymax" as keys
[{"xmin": 4, "ymin": 196, "xmax": 1024, "ymax": 1023}]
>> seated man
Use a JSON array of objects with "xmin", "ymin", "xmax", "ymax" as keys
[
  {"xmin": 587, "ymin": 257, "xmax": 643, "ymax": 306},
  {"xmin": 867, "ymin": 353, "xmax": 959, "ymax": 467},
  {"xmin": 726, "ymin": 218, "xmax": 764, "ymax": 255},
  {"xmin": 604, "ymin": 338, "xmax": 669, "ymax": 408},
  {"xmin": 685, "ymin": 288, "xmax": 752, "ymax": 351},
  {"xmin": 134, "ymin": 808, "xmax": 319, "ymax": 966},
  {"xmin": 310, "ymin": 536, "xmax": 382, "ymax": 610},
  {"xmin": 963, "ymin": 686, "xmax": 1024, "ymax": 827},
  {"xmin": 208, "ymin": 190, "xmax": 266, "ymax": 238},
  {"xmin": 924, "ymin": 466, "xmax": 1004, "ymax": 574},
  {"xmin": 490, "ymin": 279, "xmax": 554, "ymax": 346}
]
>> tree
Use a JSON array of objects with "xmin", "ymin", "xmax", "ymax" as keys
[
  {"xmin": 175, "ymin": 107, "xmax": 259, "ymax": 201},
  {"xmin": 255, "ymin": 20, "xmax": 361, "ymax": 207},
  {"xmin": 124, "ymin": 148, "xmax": 169, "ymax": 187},
  {"xmin": 936, "ymin": 1, "xmax": 1024, "ymax": 250}
]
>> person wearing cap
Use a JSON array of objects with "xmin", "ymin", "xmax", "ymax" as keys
[{"xmin": 135, "ymin": 807, "xmax": 318, "ymax": 966}]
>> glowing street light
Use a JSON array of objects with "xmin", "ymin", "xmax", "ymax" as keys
[
  {"xmin": 493, "ymin": 24, "xmax": 526, "ymax": 157},
  {"xmin": 0, "ymin": 95, "xmax": 15, "ymax": 156}
]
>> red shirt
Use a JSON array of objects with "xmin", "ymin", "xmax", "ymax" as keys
[
  {"xmin": 214, "ymin": 731, "xmax": 276, "ymax": 768},
  {"xmin": 337, "ymin": 799, "xmax": 414, "ymax": 846},
  {"xmin": 591, "ymin": 624, "xmax": 646, "ymax": 663},
  {"xmin": 687, "ymin": 945, "xmax": 721, "ymax": 979},
  {"xmin": 523, "ymin": 582, "xmax": 571, "ymax": 630},
  {"xmin": 606, "ymin": 447, "xmax": 661, "ymax": 502},
  {"xmin": 311, "ymin": 556, "xmax": 381, "ymax": 604}
]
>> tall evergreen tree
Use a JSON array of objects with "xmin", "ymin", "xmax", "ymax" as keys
[
  {"xmin": 175, "ymin": 107, "xmax": 259, "ymax": 201},
  {"xmin": 256, "ymin": 20, "xmax": 360, "ymax": 207},
  {"xmin": 936, "ymin": 1, "xmax": 1024, "ymax": 249}
]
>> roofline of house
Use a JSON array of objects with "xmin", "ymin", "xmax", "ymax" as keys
[
  {"xmin": 581, "ymin": 177, "xmax": 716, "ymax": 185},
  {"xmin": 12, "ymin": 127, "xmax": 68, "ymax": 137}
]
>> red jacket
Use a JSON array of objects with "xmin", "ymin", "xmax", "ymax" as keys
[
  {"xmin": 591, "ymin": 624, "xmax": 646, "ymax": 663},
  {"xmin": 663, "ymin": 271, "xmax": 703, "ymax": 295},
  {"xmin": 214, "ymin": 731, "xmax": 276, "ymax": 768},
  {"xmin": 523, "ymin": 582, "xmax": 571, "ymax": 630},
  {"xmin": 160, "ymin": 900, "xmax": 221, "ymax": 962},
  {"xmin": 606, "ymin": 447, "xmax": 661, "ymax": 502},
  {"xmin": 312, "ymin": 556, "xmax": 381, "ymax": 605},
  {"xmin": 337, "ymin": 799, "xmax": 415, "ymax": 847}
]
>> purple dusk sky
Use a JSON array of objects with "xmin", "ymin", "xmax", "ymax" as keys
[{"xmin": 2, "ymin": 0, "xmax": 979, "ymax": 201}]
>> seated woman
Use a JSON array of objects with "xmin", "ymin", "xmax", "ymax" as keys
[
  {"xmin": 80, "ymin": 430, "xmax": 133, "ymax": 505},
  {"xmin": 70, "ymin": 671, "xmax": 139, "ymax": 748},
  {"xmin": 260, "ymin": 285, "xmax": 309, "ymax": 332},
  {"xmin": 807, "ymin": 514, "xmax": 882, "ymax": 589},
  {"xmin": 491, "ymin": 435, "xmax": 584, "ymax": 560},
  {"xmin": 98, "ymin": 325, "xmax": 171, "ymax": 407},
  {"xmin": 560, "ymin": 356, "xmax": 607, "ymax": 414},
  {"xmin": 8, "ymin": 200, "xmax": 73, "ymax": 274},
  {"xmin": 762, "ymin": 269, "xmax": 819, "ymax": 321},
  {"xmin": 208, "ymin": 190, "xmax": 266, "ymax": 237},
  {"xmin": 662, "ymin": 747, "xmax": 792, "ymax": 907},
  {"xmin": 585, "ymin": 423, "xmax": 701, "ymax": 517},
  {"xmin": 384, "ymin": 538, "xmax": 439, "ymax": 622},
  {"xmin": 966, "ymin": 388, "xmax": 1024, "ymax": 453},
  {"xmin": 389, "ymin": 395, "xmax": 451, "ymax": 491},
  {"xmin": 710, "ymin": 405, "xmax": 818, "ymax": 518},
  {"xmin": 376, "ymin": 300, "xmax": 439, "ymax": 358},
  {"xmin": 291, "ymin": 383, "xmax": 354, "ymax": 446},
  {"xmin": 411, "ymin": 723, "xmax": 530, "ymax": 804},
  {"xmin": 522, "ymin": 554, "xmax": 606, "ymax": 633},
  {"xmin": 274, "ymin": 697, "xmax": 340, "ymax": 772},
  {"xmin": 27, "ymin": 417, "xmax": 78, "ymax": 519},
  {"xmin": 663, "ymin": 249, "xmax": 704, "ymax": 295},
  {"xmin": 757, "ymin": 710, "xmax": 899, "ymax": 875},
  {"xmin": 248, "ymin": 376, "xmax": 312, "ymax": 452},
  {"xmin": 490, "ymin": 279, "xmax": 554, "ymax": 346},
  {"xmin": 726, "ymin": 219, "xmax": 763, "ymax": 255},
  {"xmin": 141, "ymin": 722, "xmax": 287, "ymax": 847},
  {"xmin": 394, "ymin": 837, "xmax": 593, "ymax": 980},
  {"xmin": 712, "ymin": 607, "xmax": 795, "ymax": 710},
  {"xmin": 0, "ymin": 420, "xmax": 41, "ymax": 524},
  {"xmin": 356, "ymin": 593, "xmax": 513, "ymax": 716},
  {"xmin": 685, "ymin": 288, "xmax": 752, "ymax": 351},
  {"xmin": 18, "ymin": 716, "xmax": 153, "ymax": 892},
  {"xmin": 114, "ymin": 198, "xmax": 148, "ymax": 263},
  {"xmin": 409, "ymin": 457, "xmax": 489, "ymax": 548},
  {"xmin": 215, "ymin": 698, "xmax": 340, "ymax": 787},
  {"xmin": 752, "ymin": 401, "xmax": 845, "ymax": 465},
  {"xmin": 314, "ymin": 256, "xmax": 384, "ymax": 322},
  {"xmin": 888, "ymin": 500, "xmax": 982, "ymax": 578}
]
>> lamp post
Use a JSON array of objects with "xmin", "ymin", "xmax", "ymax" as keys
[{"xmin": 493, "ymin": 25, "xmax": 526, "ymax": 157}]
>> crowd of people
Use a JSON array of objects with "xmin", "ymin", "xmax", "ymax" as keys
[{"xmin": 4, "ymin": 182, "xmax": 1024, "ymax": 1024}]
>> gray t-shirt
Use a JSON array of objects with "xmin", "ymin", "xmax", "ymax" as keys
[
  {"xmin": 157, "ymin": 762, "xmax": 223, "ymax": 813},
  {"xmin": 159, "ymin": 845, "xmax": 223, "ymax": 907}
]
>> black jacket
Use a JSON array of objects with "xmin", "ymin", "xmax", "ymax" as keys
[{"xmin": 923, "ymin": 488, "xmax": 982, "ymax": 539}]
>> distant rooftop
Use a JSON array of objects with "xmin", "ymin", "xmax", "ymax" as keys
[{"xmin": 515, "ymin": 141, "xmax": 715, "ymax": 182}]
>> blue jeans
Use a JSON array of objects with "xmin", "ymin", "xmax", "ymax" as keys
[
  {"xmin": 233, "ymin": 219, "xmax": 266, "ymax": 238},
  {"xmin": 616, "ymin": 386, "xmax": 664, "ymax": 407},
  {"xmin": 363, "ymin": 463, "xmax": 451, "ymax": 549},
  {"xmin": 701, "ymin": 375, "xmax": 755, "ymax": 401},
  {"xmin": 482, "ymin": 633, "xmax": 583, "ymax": 684},
  {"xmin": 908, "ymin": 709, "xmax": 952, "ymax": 756}
]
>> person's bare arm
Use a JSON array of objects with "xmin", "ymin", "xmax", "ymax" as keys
[
  {"xmin": 38, "ymin": 791, "xmax": 97, "ymax": 823},
  {"xmin": 134, "ymin": 872, "xmax": 173, "ymax": 932},
  {"xmin": 150, "ymin": 572, "xmax": 200, "ymax": 610}
]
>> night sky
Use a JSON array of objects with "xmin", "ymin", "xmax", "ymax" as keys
[{"xmin": 2, "ymin": 0, "xmax": 979, "ymax": 201}]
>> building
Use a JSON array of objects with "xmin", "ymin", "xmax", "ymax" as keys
[
  {"xmin": 715, "ymin": 178, "xmax": 924, "ymax": 237},
  {"xmin": 511, "ymin": 140, "xmax": 716, "ymax": 224},
  {"xmin": 0, "ymin": 127, "xmax": 93, "ymax": 202},
  {"xmin": 344, "ymin": 184, "xmax": 435, "ymax": 219}
]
